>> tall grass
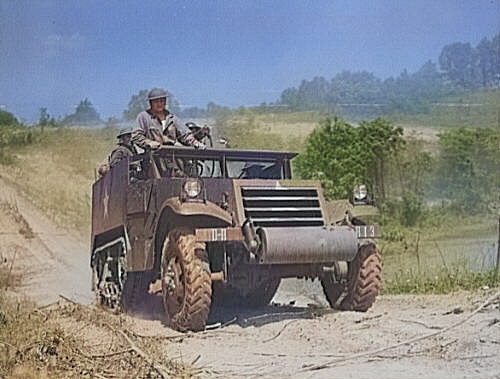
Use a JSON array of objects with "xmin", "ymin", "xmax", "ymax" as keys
[
  {"xmin": 0, "ymin": 127, "xmax": 115, "ymax": 234},
  {"xmin": 383, "ymin": 264, "xmax": 499, "ymax": 294},
  {"xmin": 216, "ymin": 111, "xmax": 323, "ymax": 151},
  {"xmin": 390, "ymin": 89, "xmax": 500, "ymax": 129},
  {"xmin": 379, "ymin": 210, "xmax": 499, "ymax": 294}
]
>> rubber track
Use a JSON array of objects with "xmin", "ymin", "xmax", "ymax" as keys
[
  {"xmin": 166, "ymin": 233, "xmax": 212, "ymax": 332},
  {"xmin": 341, "ymin": 241, "xmax": 382, "ymax": 311}
]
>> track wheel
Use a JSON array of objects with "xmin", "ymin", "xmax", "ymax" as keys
[
  {"xmin": 161, "ymin": 229, "xmax": 212, "ymax": 332},
  {"xmin": 340, "ymin": 241, "xmax": 382, "ymax": 311}
]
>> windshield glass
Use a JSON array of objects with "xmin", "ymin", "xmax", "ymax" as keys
[{"xmin": 147, "ymin": 146, "xmax": 296, "ymax": 179}]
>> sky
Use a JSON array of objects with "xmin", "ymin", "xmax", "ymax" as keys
[{"xmin": 0, "ymin": 0, "xmax": 499, "ymax": 124}]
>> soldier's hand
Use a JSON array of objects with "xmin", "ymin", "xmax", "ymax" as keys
[
  {"xmin": 97, "ymin": 163, "xmax": 110, "ymax": 176},
  {"xmin": 193, "ymin": 140, "xmax": 206, "ymax": 150},
  {"xmin": 162, "ymin": 135, "xmax": 176, "ymax": 145}
]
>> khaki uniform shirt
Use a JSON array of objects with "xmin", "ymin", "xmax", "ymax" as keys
[{"xmin": 132, "ymin": 109, "xmax": 197, "ymax": 149}]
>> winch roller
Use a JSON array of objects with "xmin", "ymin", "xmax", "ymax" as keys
[{"xmin": 256, "ymin": 226, "xmax": 358, "ymax": 264}]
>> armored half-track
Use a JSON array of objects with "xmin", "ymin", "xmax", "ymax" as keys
[{"xmin": 91, "ymin": 145, "xmax": 381, "ymax": 331}]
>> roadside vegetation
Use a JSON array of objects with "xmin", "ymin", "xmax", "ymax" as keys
[
  {"xmin": 0, "ymin": 281, "xmax": 189, "ymax": 378},
  {"xmin": 1, "ymin": 97, "xmax": 500, "ymax": 379}
]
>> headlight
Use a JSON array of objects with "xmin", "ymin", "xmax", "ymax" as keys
[
  {"xmin": 353, "ymin": 185, "xmax": 368, "ymax": 201},
  {"xmin": 183, "ymin": 179, "xmax": 202, "ymax": 198}
]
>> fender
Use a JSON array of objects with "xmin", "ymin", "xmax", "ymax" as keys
[
  {"xmin": 161, "ymin": 197, "xmax": 233, "ymax": 225},
  {"xmin": 140, "ymin": 197, "xmax": 234, "ymax": 273}
]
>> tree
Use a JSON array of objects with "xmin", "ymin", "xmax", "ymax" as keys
[
  {"xmin": 38, "ymin": 108, "xmax": 59, "ymax": 130},
  {"xmin": 0, "ymin": 109, "xmax": 19, "ymax": 126},
  {"xmin": 123, "ymin": 89, "xmax": 149, "ymax": 121},
  {"xmin": 476, "ymin": 36, "xmax": 500, "ymax": 88},
  {"xmin": 62, "ymin": 98, "xmax": 102, "ymax": 126},
  {"xmin": 438, "ymin": 35, "xmax": 500, "ymax": 90},
  {"xmin": 357, "ymin": 118, "xmax": 404, "ymax": 203},
  {"xmin": 294, "ymin": 117, "xmax": 405, "ymax": 204},
  {"xmin": 388, "ymin": 137, "xmax": 433, "ymax": 226},
  {"xmin": 123, "ymin": 89, "xmax": 181, "ymax": 120},
  {"xmin": 294, "ymin": 118, "xmax": 369, "ymax": 199},
  {"xmin": 439, "ymin": 42, "xmax": 476, "ymax": 88},
  {"xmin": 433, "ymin": 127, "xmax": 499, "ymax": 213}
]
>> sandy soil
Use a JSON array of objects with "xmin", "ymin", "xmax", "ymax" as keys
[
  {"xmin": 1, "ymin": 174, "xmax": 499, "ymax": 379},
  {"xmin": 0, "ymin": 174, "xmax": 93, "ymax": 306}
]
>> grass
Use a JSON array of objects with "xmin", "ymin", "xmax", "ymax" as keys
[
  {"xmin": 379, "ymin": 211, "xmax": 499, "ymax": 294},
  {"xmin": 217, "ymin": 110, "xmax": 323, "ymax": 151},
  {"xmin": 383, "ymin": 264, "xmax": 499, "ymax": 295},
  {"xmin": 0, "ymin": 127, "xmax": 116, "ymax": 235},
  {"xmin": 0, "ymin": 292, "xmax": 80, "ymax": 379},
  {"xmin": 390, "ymin": 89, "xmax": 500, "ymax": 129}
]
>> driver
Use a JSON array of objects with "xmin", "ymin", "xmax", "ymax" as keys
[{"xmin": 132, "ymin": 88, "xmax": 206, "ymax": 150}]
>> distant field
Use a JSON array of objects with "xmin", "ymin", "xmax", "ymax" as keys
[{"xmin": 220, "ymin": 110, "xmax": 446, "ymax": 153}]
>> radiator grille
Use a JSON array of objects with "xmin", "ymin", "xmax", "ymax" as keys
[{"xmin": 241, "ymin": 187, "xmax": 324, "ymax": 227}]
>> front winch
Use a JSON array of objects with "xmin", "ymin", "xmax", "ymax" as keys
[{"xmin": 256, "ymin": 226, "xmax": 358, "ymax": 264}]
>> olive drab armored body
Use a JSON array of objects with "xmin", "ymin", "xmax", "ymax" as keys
[{"xmin": 91, "ymin": 133, "xmax": 382, "ymax": 332}]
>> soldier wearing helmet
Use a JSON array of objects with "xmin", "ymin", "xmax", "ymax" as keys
[
  {"xmin": 109, "ymin": 128, "xmax": 139, "ymax": 168},
  {"xmin": 97, "ymin": 128, "xmax": 139, "ymax": 177},
  {"xmin": 132, "ymin": 88, "xmax": 206, "ymax": 150}
]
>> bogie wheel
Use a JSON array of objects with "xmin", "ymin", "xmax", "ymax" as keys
[
  {"xmin": 340, "ymin": 241, "xmax": 382, "ymax": 311},
  {"xmin": 161, "ymin": 229, "xmax": 212, "ymax": 332}
]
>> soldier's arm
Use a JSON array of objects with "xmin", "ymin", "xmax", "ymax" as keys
[{"xmin": 175, "ymin": 116, "xmax": 206, "ymax": 149}]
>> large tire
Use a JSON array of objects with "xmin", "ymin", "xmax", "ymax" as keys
[
  {"xmin": 340, "ymin": 241, "xmax": 382, "ymax": 311},
  {"xmin": 161, "ymin": 229, "xmax": 212, "ymax": 332},
  {"xmin": 321, "ymin": 241, "xmax": 382, "ymax": 312}
]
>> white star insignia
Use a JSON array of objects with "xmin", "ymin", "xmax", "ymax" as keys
[{"xmin": 103, "ymin": 187, "xmax": 109, "ymax": 220}]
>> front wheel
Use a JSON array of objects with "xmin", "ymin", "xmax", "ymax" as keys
[
  {"xmin": 161, "ymin": 229, "xmax": 212, "ymax": 332},
  {"xmin": 321, "ymin": 241, "xmax": 382, "ymax": 312}
]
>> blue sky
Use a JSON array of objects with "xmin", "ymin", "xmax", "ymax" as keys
[{"xmin": 1, "ymin": 0, "xmax": 499, "ymax": 123}]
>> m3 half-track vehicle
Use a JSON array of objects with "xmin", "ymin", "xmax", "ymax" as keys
[{"xmin": 91, "ymin": 141, "xmax": 382, "ymax": 332}]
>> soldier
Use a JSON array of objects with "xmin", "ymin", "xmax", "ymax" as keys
[
  {"xmin": 132, "ymin": 88, "xmax": 206, "ymax": 150},
  {"xmin": 97, "ymin": 128, "xmax": 139, "ymax": 177},
  {"xmin": 109, "ymin": 128, "xmax": 139, "ymax": 167}
]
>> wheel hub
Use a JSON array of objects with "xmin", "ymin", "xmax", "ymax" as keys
[{"xmin": 163, "ymin": 264, "xmax": 177, "ymax": 296}]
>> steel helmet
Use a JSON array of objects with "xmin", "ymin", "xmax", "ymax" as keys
[
  {"xmin": 148, "ymin": 88, "xmax": 167, "ymax": 101},
  {"xmin": 117, "ymin": 127, "xmax": 132, "ymax": 138}
]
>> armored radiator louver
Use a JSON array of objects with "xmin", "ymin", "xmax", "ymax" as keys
[{"xmin": 241, "ymin": 187, "xmax": 324, "ymax": 227}]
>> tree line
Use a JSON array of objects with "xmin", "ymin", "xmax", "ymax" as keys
[
  {"xmin": 278, "ymin": 34, "xmax": 500, "ymax": 119},
  {"xmin": 31, "ymin": 33, "xmax": 499, "ymax": 125}
]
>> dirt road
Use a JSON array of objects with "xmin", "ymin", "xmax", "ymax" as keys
[
  {"xmin": 0, "ymin": 174, "xmax": 93, "ymax": 306},
  {"xmin": 1, "ymin": 175, "xmax": 499, "ymax": 379}
]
